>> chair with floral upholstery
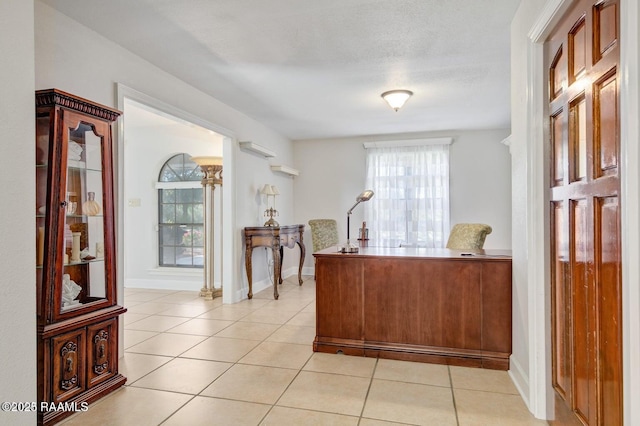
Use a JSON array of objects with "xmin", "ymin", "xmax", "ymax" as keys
[
  {"xmin": 308, "ymin": 219, "xmax": 340, "ymax": 253},
  {"xmin": 445, "ymin": 223, "xmax": 492, "ymax": 250},
  {"xmin": 308, "ymin": 219, "xmax": 340, "ymax": 278}
]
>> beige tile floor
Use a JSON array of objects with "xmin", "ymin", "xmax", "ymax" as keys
[{"xmin": 60, "ymin": 276, "xmax": 547, "ymax": 426}]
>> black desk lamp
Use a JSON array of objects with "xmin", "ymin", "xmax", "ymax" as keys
[{"xmin": 340, "ymin": 189, "xmax": 374, "ymax": 253}]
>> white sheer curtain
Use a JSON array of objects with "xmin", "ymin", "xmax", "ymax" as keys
[{"xmin": 364, "ymin": 144, "xmax": 450, "ymax": 247}]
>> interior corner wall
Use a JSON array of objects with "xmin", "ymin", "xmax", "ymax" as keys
[
  {"xmin": 293, "ymin": 129, "xmax": 512, "ymax": 271},
  {"xmin": 509, "ymin": 0, "xmax": 537, "ymax": 412},
  {"xmin": 34, "ymin": 1, "xmax": 296, "ymax": 302},
  {"xmin": 0, "ymin": 0, "xmax": 37, "ymax": 422},
  {"xmin": 509, "ymin": 0, "xmax": 553, "ymax": 417},
  {"xmin": 620, "ymin": 3, "xmax": 640, "ymax": 425}
]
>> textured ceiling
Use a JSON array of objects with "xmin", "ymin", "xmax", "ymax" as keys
[{"xmin": 41, "ymin": 0, "xmax": 519, "ymax": 140}]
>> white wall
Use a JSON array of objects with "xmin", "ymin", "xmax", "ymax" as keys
[
  {"xmin": 35, "ymin": 1, "xmax": 297, "ymax": 302},
  {"xmin": 508, "ymin": 0, "xmax": 548, "ymax": 413},
  {"xmin": 123, "ymin": 101, "xmax": 223, "ymax": 291},
  {"xmin": 0, "ymin": 1, "xmax": 37, "ymax": 423},
  {"xmin": 449, "ymin": 130, "xmax": 512, "ymax": 247},
  {"xmin": 293, "ymin": 129, "xmax": 512, "ymax": 272},
  {"xmin": 620, "ymin": 3, "xmax": 640, "ymax": 425}
]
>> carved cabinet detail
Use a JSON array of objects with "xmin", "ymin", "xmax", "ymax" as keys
[
  {"xmin": 87, "ymin": 319, "xmax": 117, "ymax": 387},
  {"xmin": 52, "ymin": 330, "xmax": 85, "ymax": 402}
]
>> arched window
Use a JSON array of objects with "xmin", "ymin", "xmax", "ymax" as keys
[{"xmin": 157, "ymin": 154, "xmax": 204, "ymax": 268}]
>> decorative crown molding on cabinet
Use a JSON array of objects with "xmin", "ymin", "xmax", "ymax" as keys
[
  {"xmin": 239, "ymin": 141, "xmax": 276, "ymax": 158},
  {"xmin": 36, "ymin": 88, "xmax": 122, "ymax": 122}
]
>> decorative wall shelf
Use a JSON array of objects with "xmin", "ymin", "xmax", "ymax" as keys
[
  {"xmin": 270, "ymin": 165, "xmax": 299, "ymax": 177},
  {"xmin": 239, "ymin": 141, "xmax": 276, "ymax": 158}
]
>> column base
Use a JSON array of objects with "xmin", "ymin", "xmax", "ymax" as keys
[{"xmin": 200, "ymin": 287, "xmax": 223, "ymax": 300}]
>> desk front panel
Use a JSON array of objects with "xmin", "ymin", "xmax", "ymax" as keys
[
  {"xmin": 313, "ymin": 249, "xmax": 512, "ymax": 369},
  {"xmin": 315, "ymin": 256, "xmax": 364, "ymax": 345},
  {"xmin": 364, "ymin": 258, "xmax": 482, "ymax": 350}
]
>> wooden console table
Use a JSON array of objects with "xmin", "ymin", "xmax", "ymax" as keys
[
  {"xmin": 313, "ymin": 247, "xmax": 512, "ymax": 370},
  {"xmin": 244, "ymin": 225, "xmax": 305, "ymax": 299}
]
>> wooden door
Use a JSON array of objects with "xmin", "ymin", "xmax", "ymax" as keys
[{"xmin": 547, "ymin": 0, "xmax": 621, "ymax": 425}]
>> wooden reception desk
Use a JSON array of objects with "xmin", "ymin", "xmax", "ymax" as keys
[{"xmin": 313, "ymin": 247, "xmax": 512, "ymax": 370}]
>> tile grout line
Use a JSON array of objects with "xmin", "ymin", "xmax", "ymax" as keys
[
  {"xmin": 192, "ymin": 284, "xmax": 312, "ymax": 425},
  {"xmin": 128, "ymin": 291, "xmax": 271, "ymax": 425},
  {"xmin": 123, "ymin": 290, "xmax": 238, "ymax": 392},
  {"xmin": 110, "ymin": 281, "xmax": 530, "ymax": 425},
  {"xmin": 156, "ymin": 394, "xmax": 198, "ymax": 426},
  {"xmin": 356, "ymin": 357, "xmax": 379, "ymax": 425},
  {"xmin": 448, "ymin": 365, "xmax": 460, "ymax": 426},
  {"xmin": 222, "ymin": 285, "xmax": 317, "ymax": 425},
  {"xmin": 65, "ymin": 283, "xmax": 306, "ymax": 424},
  {"xmin": 121, "ymin": 280, "xmax": 377, "ymax": 425}
]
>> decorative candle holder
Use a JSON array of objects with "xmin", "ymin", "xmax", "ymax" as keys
[
  {"xmin": 263, "ymin": 207, "xmax": 279, "ymax": 227},
  {"xmin": 71, "ymin": 232, "xmax": 81, "ymax": 262}
]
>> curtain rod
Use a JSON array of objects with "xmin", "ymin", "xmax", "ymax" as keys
[{"xmin": 363, "ymin": 137, "xmax": 453, "ymax": 149}]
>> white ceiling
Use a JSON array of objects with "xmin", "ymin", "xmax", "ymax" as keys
[{"xmin": 41, "ymin": 0, "xmax": 519, "ymax": 141}]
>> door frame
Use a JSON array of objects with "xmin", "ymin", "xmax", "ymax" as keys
[
  {"xmin": 523, "ymin": 0, "xmax": 640, "ymax": 422},
  {"xmin": 113, "ymin": 84, "xmax": 239, "ymax": 354}
]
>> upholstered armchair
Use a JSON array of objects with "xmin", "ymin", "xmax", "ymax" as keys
[
  {"xmin": 445, "ymin": 223, "xmax": 492, "ymax": 250},
  {"xmin": 308, "ymin": 219, "xmax": 339, "ymax": 252},
  {"xmin": 308, "ymin": 219, "xmax": 339, "ymax": 279}
]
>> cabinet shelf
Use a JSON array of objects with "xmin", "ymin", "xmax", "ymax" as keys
[
  {"xmin": 65, "ymin": 214, "xmax": 104, "ymax": 218},
  {"xmin": 38, "ymin": 258, "xmax": 106, "ymax": 269},
  {"xmin": 60, "ymin": 296, "xmax": 104, "ymax": 313},
  {"xmin": 64, "ymin": 258, "xmax": 105, "ymax": 266},
  {"xmin": 68, "ymin": 164, "xmax": 102, "ymax": 173}
]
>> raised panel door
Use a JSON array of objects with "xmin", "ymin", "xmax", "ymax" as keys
[
  {"xmin": 87, "ymin": 318, "xmax": 118, "ymax": 387},
  {"xmin": 546, "ymin": 1, "xmax": 621, "ymax": 424},
  {"xmin": 51, "ymin": 329, "xmax": 86, "ymax": 403}
]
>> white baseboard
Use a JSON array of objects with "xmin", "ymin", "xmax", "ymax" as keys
[
  {"xmin": 230, "ymin": 267, "xmax": 314, "ymax": 302},
  {"xmin": 129, "ymin": 267, "xmax": 314, "ymax": 302},
  {"xmin": 509, "ymin": 354, "xmax": 531, "ymax": 410},
  {"xmin": 125, "ymin": 278, "xmax": 216, "ymax": 292},
  {"xmin": 281, "ymin": 266, "xmax": 315, "ymax": 280},
  {"xmin": 231, "ymin": 276, "xmax": 272, "ymax": 302}
]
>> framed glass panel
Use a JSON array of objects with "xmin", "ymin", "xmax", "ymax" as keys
[{"xmin": 61, "ymin": 122, "xmax": 108, "ymax": 313}]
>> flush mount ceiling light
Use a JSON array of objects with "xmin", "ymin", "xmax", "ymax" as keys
[{"xmin": 381, "ymin": 90, "xmax": 413, "ymax": 112}]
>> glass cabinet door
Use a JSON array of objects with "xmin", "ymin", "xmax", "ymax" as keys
[
  {"xmin": 59, "ymin": 117, "xmax": 109, "ymax": 314},
  {"xmin": 36, "ymin": 115, "xmax": 51, "ymax": 318}
]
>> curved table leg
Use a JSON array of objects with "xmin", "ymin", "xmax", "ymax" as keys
[
  {"xmin": 296, "ymin": 241, "xmax": 305, "ymax": 285},
  {"xmin": 244, "ymin": 245, "xmax": 254, "ymax": 299},
  {"xmin": 273, "ymin": 246, "xmax": 281, "ymax": 300},
  {"xmin": 278, "ymin": 245, "xmax": 284, "ymax": 285}
]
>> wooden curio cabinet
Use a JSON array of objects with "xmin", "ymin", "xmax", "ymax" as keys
[{"xmin": 35, "ymin": 89, "xmax": 126, "ymax": 425}]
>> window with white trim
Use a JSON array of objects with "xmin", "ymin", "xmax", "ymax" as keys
[{"xmin": 157, "ymin": 154, "xmax": 204, "ymax": 268}]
